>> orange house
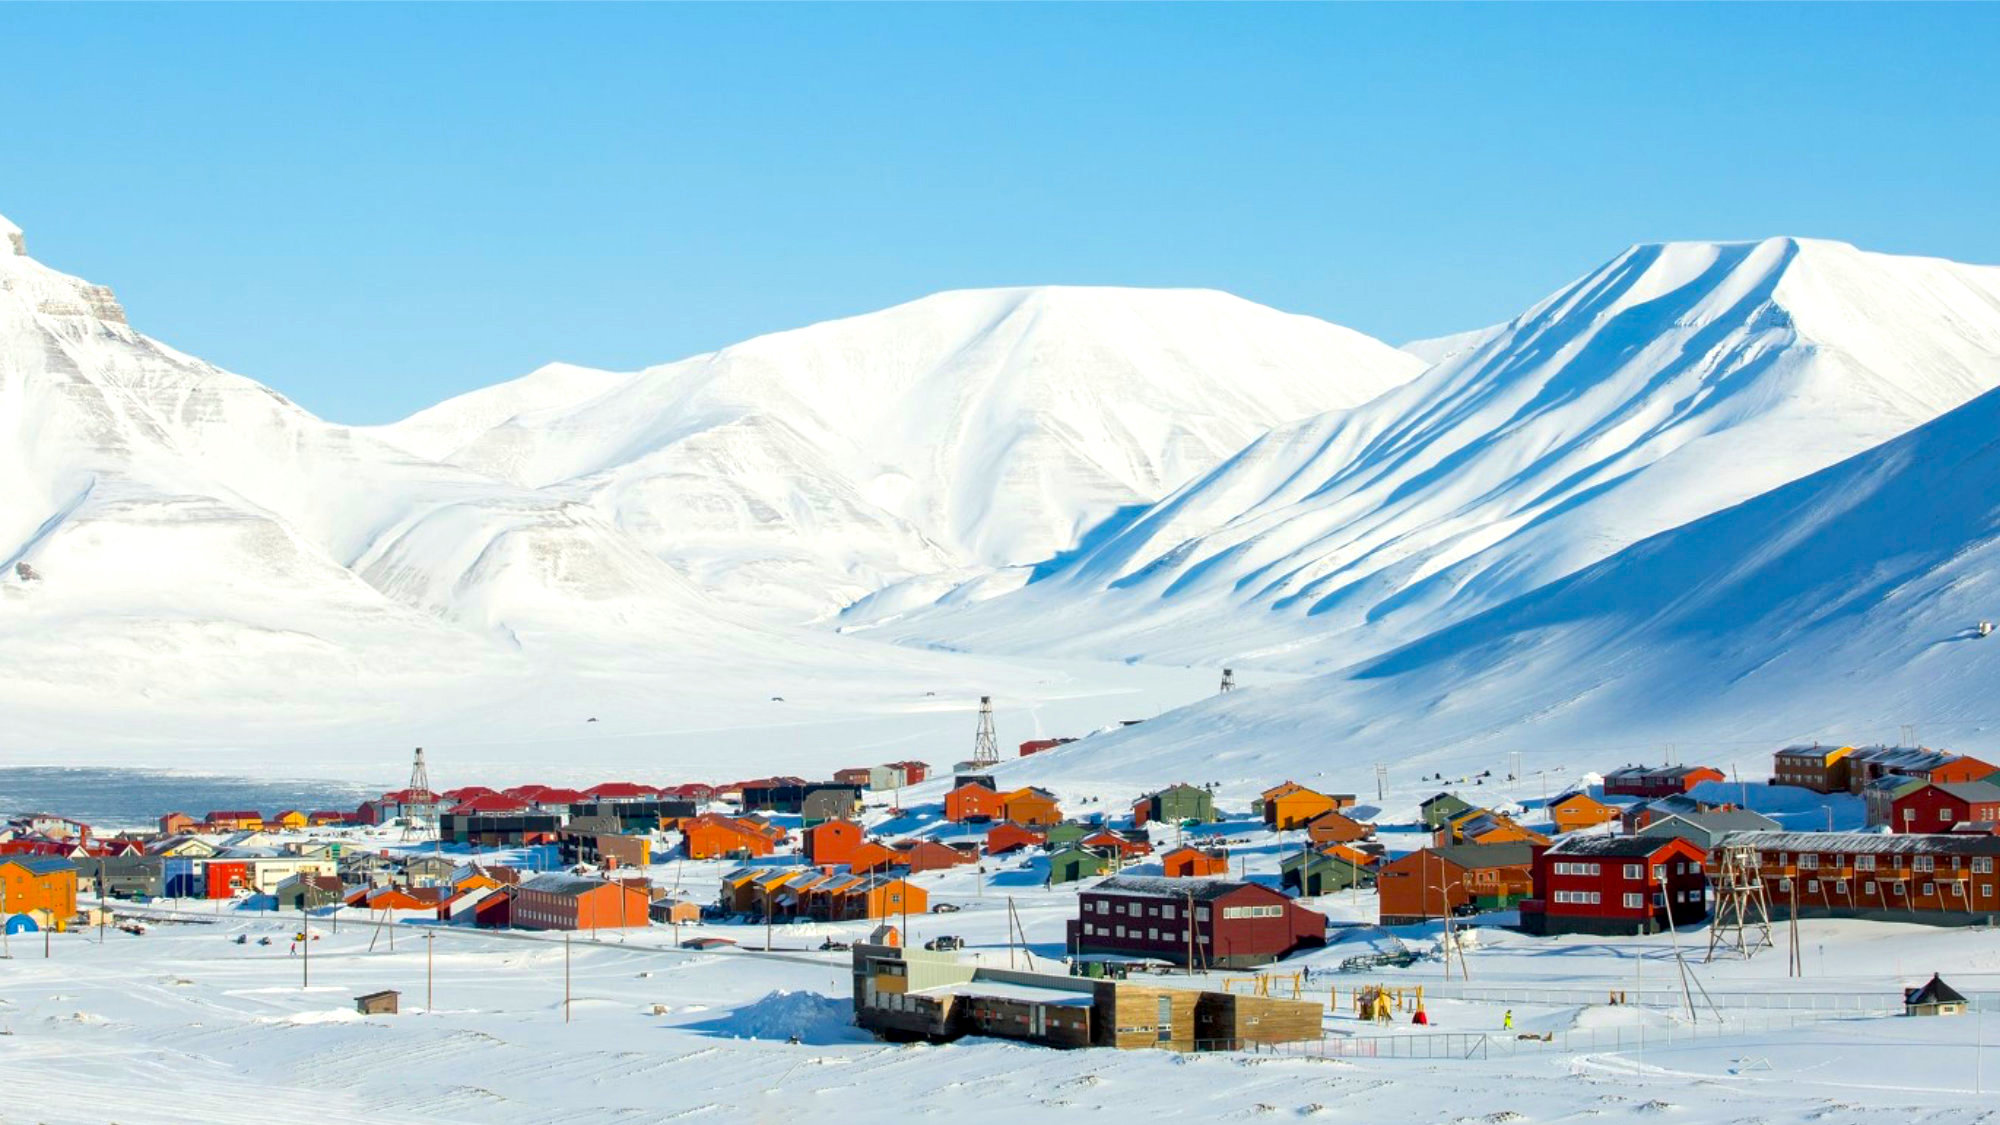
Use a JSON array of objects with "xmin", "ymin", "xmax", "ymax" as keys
[
  {"xmin": 1304, "ymin": 809, "xmax": 1374, "ymax": 845},
  {"xmin": 512, "ymin": 874, "xmax": 651, "ymax": 931},
  {"xmin": 803, "ymin": 821, "xmax": 863, "ymax": 866},
  {"xmin": 0, "ymin": 857, "xmax": 78, "ymax": 918},
  {"xmin": 157, "ymin": 813, "xmax": 196, "ymax": 836},
  {"xmin": 842, "ymin": 876, "xmax": 927, "ymax": 920},
  {"xmin": 945, "ymin": 783, "xmax": 1005, "ymax": 823},
  {"xmin": 896, "ymin": 840, "xmax": 975, "ymax": 873},
  {"xmin": 1262, "ymin": 783, "xmax": 1337, "ymax": 831},
  {"xmin": 1549, "ymin": 792, "xmax": 1621, "ymax": 834},
  {"xmin": 1161, "ymin": 846, "xmax": 1229, "ymax": 878},
  {"xmin": 1000, "ymin": 788, "xmax": 1062, "ymax": 827},
  {"xmin": 848, "ymin": 841, "xmax": 902, "ymax": 874},
  {"xmin": 684, "ymin": 814, "xmax": 781, "ymax": 860},
  {"xmin": 205, "ymin": 811, "xmax": 264, "ymax": 831}
]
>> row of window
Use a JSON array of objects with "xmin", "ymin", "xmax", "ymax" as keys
[
  {"xmin": 1776, "ymin": 853, "xmax": 1993, "ymax": 873},
  {"xmin": 1080, "ymin": 922, "xmax": 1204, "ymax": 944},
  {"xmin": 1551, "ymin": 861, "xmax": 1696, "ymax": 880},
  {"xmin": 1221, "ymin": 905, "xmax": 1284, "ymax": 919},
  {"xmin": 1083, "ymin": 898, "xmax": 1210, "ymax": 921},
  {"xmin": 1776, "ymin": 877, "xmax": 1996, "ymax": 899},
  {"xmin": 1552, "ymin": 889, "xmax": 1705, "ymax": 909}
]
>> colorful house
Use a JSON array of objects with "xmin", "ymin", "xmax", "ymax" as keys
[
  {"xmin": 1377, "ymin": 843, "xmax": 1536, "ymax": 924},
  {"xmin": 1047, "ymin": 846, "xmax": 1114, "ymax": 885},
  {"xmin": 1519, "ymin": 835, "xmax": 1710, "ymax": 936},
  {"xmin": 985, "ymin": 822, "xmax": 1047, "ymax": 856},
  {"xmin": 1549, "ymin": 792, "xmax": 1621, "ymax": 834},
  {"xmin": 1891, "ymin": 781, "xmax": 2000, "ymax": 834},
  {"xmin": 0, "ymin": 857, "xmax": 78, "ymax": 918},
  {"xmin": 1069, "ymin": 876, "xmax": 1326, "ymax": 968},
  {"xmin": 683, "ymin": 814, "xmax": 782, "ymax": 860},
  {"xmin": 1772, "ymin": 744, "xmax": 1858, "ymax": 793},
  {"xmin": 270, "ymin": 810, "xmax": 309, "ymax": 831},
  {"xmin": 157, "ymin": 813, "xmax": 196, "ymax": 836},
  {"xmin": 204, "ymin": 811, "xmax": 264, "ymax": 832},
  {"xmin": 1303, "ymin": 809, "xmax": 1374, "ymax": 845},
  {"xmin": 1000, "ymin": 788, "xmax": 1063, "ymax": 827},
  {"xmin": 804, "ymin": 820, "xmax": 864, "ymax": 866},
  {"xmin": 945, "ymin": 783, "xmax": 1006, "ymax": 823},
  {"xmin": 511, "ymin": 874, "xmax": 651, "ymax": 930},
  {"xmin": 1261, "ymin": 783, "xmax": 1337, "ymax": 831},
  {"xmin": 1281, "ymin": 846, "xmax": 1375, "ymax": 896},
  {"xmin": 1602, "ymin": 765, "xmax": 1727, "ymax": 800},
  {"xmin": 1131, "ymin": 784, "xmax": 1216, "ymax": 827},
  {"xmin": 1161, "ymin": 846, "xmax": 1230, "ymax": 878},
  {"xmin": 1419, "ymin": 792, "xmax": 1474, "ymax": 830}
]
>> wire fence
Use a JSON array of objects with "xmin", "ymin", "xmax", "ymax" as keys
[
  {"xmin": 1247, "ymin": 1010, "xmax": 1878, "ymax": 1061},
  {"xmin": 1421, "ymin": 983, "xmax": 1901, "ymax": 1013}
]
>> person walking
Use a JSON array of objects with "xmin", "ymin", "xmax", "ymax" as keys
[{"xmin": 1502, "ymin": 1009, "xmax": 1514, "ymax": 1031}]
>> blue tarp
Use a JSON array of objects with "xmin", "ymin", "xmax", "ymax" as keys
[{"xmin": 3, "ymin": 913, "xmax": 40, "ymax": 934}]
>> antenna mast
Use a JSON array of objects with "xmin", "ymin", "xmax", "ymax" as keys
[
  {"xmin": 971, "ymin": 696, "xmax": 1000, "ymax": 767},
  {"xmin": 401, "ymin": 747, "xmax": 437, "ymax": 842},
  {"xmin": 1703, "ymin": 842, "xmax": 1774, "ymax": 962}
]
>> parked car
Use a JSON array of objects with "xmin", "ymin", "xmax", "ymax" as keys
[
  {"xmin": 931, "ymin": 902, "xmax": 960, "ymax": 914},
  {"xmin": 924, "ymin": 935, "xmax": 964, "ymax": 952},
  {"xmin": 819, "ymin": 938, "xmax": 850, "ymax": 951}
]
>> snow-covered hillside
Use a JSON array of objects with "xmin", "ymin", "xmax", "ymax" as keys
[
  {"xmin": 871, "ymin": 238, "xmax": 2000, "ymax": 670},
  {"xmin": 0, "ymin": 213, "xmax": 1230, "ymax": 769},
  {"xmin": 373, "ymin": 287, "xmax": 1423, "ymax": 619},
  {"xmin": 1005, "ymin": 371, "xmax": 2000, "ymax": 793}
]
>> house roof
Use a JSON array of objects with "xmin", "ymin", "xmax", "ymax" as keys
[
  {"xmin": 1426, "ymin": 842, "xmax": 1538, "ymax": 870},
  {"xmin": 1089, "ymin": 875, "xmax": 1272, "ymax": 903},
  {"xmin": 1638, "ymin": 809, "xmax": 1782, "ymax": 841},
  {"xmin": 0, "ymin": 856, "xmax": 78, "ymax": 875},
  {"xmin": 1906, "ymin": 973, "xmax": 1968, "ymax": 1006},
  {"xmin": 519, "ymin": 873, "xmax": 621, "ymax": 898},
  {"xmin": 1721, "ymin": 830, "xmax": 2000, "ymax": 856},
  {"xmin": 1775, "ymin": 744, "xmax": 1853, "ymax": 764},
  {"xmin": 1924, "ymin": 781, "xmax": 2000, "ymax": 804},
  {"xmin": 1544, "ymin": 835, "xmax": 1700, "ymax": 859},
  {"xmin": 1421, "ymin": 792, "xmax": 1470, "ymax": 809}
]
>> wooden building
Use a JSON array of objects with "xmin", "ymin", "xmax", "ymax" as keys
[
  {"xmin": 803, "ymin": 820, "xmax": 864, "ymax": 866},
  {"xmin": 0, "ymin": 857, "xmax": 77, "ymax": 917},
  {"xmin": 1000, "ymin": 788, "xmax": 1063, "ymax": 827},
  {"xmin": 1602, "ymin": 765, "xmax": 1727, "ymax": 800},
  {"xmin": 1419, "ymin": 793, "xmax": 1474, "ymax": 830},
  {"xmin": 985, "ymin": 822, "xmax": 1047, "ymax": 856},
  {"xmin": 1377, "ymin": 843, "xmax": 1535, "ymax": 924},
  {"xmin": 1719, "ymin": 831, "xmax": 2000, "ymax": 925},
  {"xmin": 682, "ymin": 814, "xmax": 783, "ymax": 860},
  {"xmin": 1160, "ymin": 846, "xmax": 1229, "ymax": 878},
  {"xmin": 511, "ymin": 873, "xmax": 650, "ymax": 931},
  {"xmin": 1131, "ymin": 784, "xmax": 1216, "ymax": 827},
  {"xmin": 1771, "ymin": 744, "xmax": 1857, "ymax": 793},
  {"xmin": 1890, "ymin": 781, "xmax": 2000, "ymax": 834},
  {"xmin": 354, "ymin": 990, "xmax": 401, "ymax": 1015},
  {"xmin": 944, "ymin": 783, "xmax": 1005, "ymax": 823},
  {"xmin": 1260, "ymin": 783, "xmax": 1338, "ymax": 831},
  {"xmin": 1303, "ymin": 809, "xmax": 1374, "ymax": 845},
  {"xmin": 851, "ymin": 940, "xmax": 1322, "ymax": 1050}
]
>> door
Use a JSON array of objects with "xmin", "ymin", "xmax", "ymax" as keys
[{"xmin": 1157, "ymin": 995, "xmax": 1173, "ymax": 1043}]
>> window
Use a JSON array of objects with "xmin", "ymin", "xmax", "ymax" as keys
[
  {"xmin": 1835, "ymin": 881, "xmax": 1848, "ymax": 894},
  {"xmin": 1222, "ymin": 904, "xmax": 1284, "ymax": 919},
  {"xmin": 1196, "ymin": 907, "xmax": 1210, "ymax": 921},
  {"xmin": 1923, "ymin": 882, "xmax": 1936, "ymax": 896},
  {"xmin": 1855, "ymin": 855, "xmax": 1876, "ymax": 871},
  {"xmin": 1162, "ymin": 904, "xmax": 1175, "ymax": 920},
  {"xmin": 1915, "ymin": 856, "xmax": 1936, "ymax": 873},
  {"xmin": 1778, "ymin": 878, "xmax": 1792, "ymax": 892},
  {"xmin": 1979, "ymin": 858, "xmax": 1995, "ymax": 874},
  {"xmin": 1623, "ymin": 893, "xmax": 1643, "ymax": 909},
  {"xmin": 1894, "ymin": 881, "xmax": 1908, "ymax": 895},
  {"xmin": 1115, "ymin": 925, "xmax": 1126, "ymax": 938},
  {"xmin": 1797, "ymin": 854, "xmax": 1818, "ymax": 870},
  {"xmin": 1623, "ymin": 864, "xmax": 1643, "ymax": 880},
  {"xmin": 1148, "ymin": 928, "xmax": 1159, "ymax": 941},
  {"xmin": 1807, "ymin": 880, "xmax": 1819, "ymax": 893},
  {"xmin": 1984, "ymin": 885, "xmax": 1994, "ymax": 899}
]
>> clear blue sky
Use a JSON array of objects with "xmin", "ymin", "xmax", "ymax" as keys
[{"xmin": 5, "ymin": 4, "xmax": 1996, "ymax": 424}]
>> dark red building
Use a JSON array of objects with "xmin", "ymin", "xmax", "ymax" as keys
[
  {"xmin": 1890, "ymin": 781, "xmax": 2000, "ymax": 834},
  {"xmin": 1602, "ymin": 765, "xmax": 1727, "ymax": 800},
  {"xmin": 1519, "ymin": 835, "xmax": 1710, "ymax": 937},
  {"xmin": 1068, "ymin": 876, "xmax": 1325, "ymax": 968}
]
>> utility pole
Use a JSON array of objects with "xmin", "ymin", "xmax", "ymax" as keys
[
  {"xmin": 426, "ymin": 931, "xmax": 435, "ymax": 1011},
  {"xmin": 564, "ymin": 932, "xmax": 572, "ymax": 1024},
  {"xmin": 302, "ymin": 904, "xmax": 310, "ymax": 989},
  {"xmin": 1375, "ymin": 764, "xmax": 1387, "ymax": 802},
  {"xmin": 765, "ymin": 889, "xmax": 774, "ymax": 952}
]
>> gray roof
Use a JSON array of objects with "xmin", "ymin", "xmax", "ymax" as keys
[
  {"xmin": 1907, "ymin": 974, "xmax": 1968, "ymax": 1006},
  {"xmin": 1719, "ymin": 830, "xmax": 2000, "ymax": 856},
  {"xmin": 0, "ymin": 856, "xmax": 78, "ymax": 875},
  {"xmin": 1544, "ymin": 835, "xmax": 1700, "ymax": 859},
  {"xmin": 1775, "ymin": 744, "xmax": 1849, "ymax": 764},
  {"xmin": 1931, "ymin": 781, "xmax": 2000, "ymax": 803},
  {"xmin": 1428, "ymin": 842, "xmax": 1538, "ymax": 870},
  {"xmin": 519, "ymin": 873, "xmax": 617, "ymax": 897},
  {"xmin": 1089, "ymin": 875, "xmax": 1271, "ymax": 903},
  {"xmin": 1638, "ymin": 809, "xmax": 1782, "ymax": 844},
  {"xmin": 1851, "ymin": 746, "xmax": 1962, "ymax": 772}
]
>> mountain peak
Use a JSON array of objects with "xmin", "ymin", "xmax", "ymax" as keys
[{"xmin": 0, "ymin": 211, "xmax": 24, "ymax": 256}]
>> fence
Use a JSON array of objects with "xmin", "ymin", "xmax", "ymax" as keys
[
  {"xmin": 1423, "ymin": 982, "xmax": 1901, "ymax": 1013},
  {"xmin": 1247, "ymin": 1010, "xmax": 1876, "ymax": 1062}
]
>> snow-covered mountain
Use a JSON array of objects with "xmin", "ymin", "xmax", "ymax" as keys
[
  {"xmin": 1009, "ymin": 370, "xmax": 2000, "ymax": 791},
  {"xmin": 870, "ymin": 238, "xmax": 2000, "ymax": 670},
  {"xmin": 372, "ymin": 287, "xmax": 1424, "ymax": 619}
]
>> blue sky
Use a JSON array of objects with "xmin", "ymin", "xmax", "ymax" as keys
[{"xmin": 5, "ymin": 4, "xmax": 1996, "ymax": 424}]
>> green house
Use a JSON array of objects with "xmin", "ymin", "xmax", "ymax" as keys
[
  {"xmin": 1046, "ymin": 845, "xmax": 1113, "ymax": 885},
  {"xmin": 1043, "ymin": 822, "xmax": 1092, "ymax": 848},
  {"xmin": 1133, "ymin": 783, "xmax": 1216, "ymax": 826},
  {"xmin": 1280, "ymin": 849, "xmax": 1373, "ymax": 896},
  {"xmin": 1420, "ymin": 792, "xmax": 1474, "ymax": 830}
]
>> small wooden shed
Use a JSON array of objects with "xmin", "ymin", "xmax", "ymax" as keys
[
  {"xmin": 1905, "ymin": 974, "xmax": 1968, "ymax": 1017},
  {"xmin": 354, "ymin": 990, "xmax": 401, "ymax": 1016}
]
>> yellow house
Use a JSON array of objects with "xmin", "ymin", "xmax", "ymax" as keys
[
  {"xmin": 1263, "ymin": 783, "xmax": 1338, "ymax": 831},
  {"xmin": 271, "ymin": 810, "xmax": 309, "ymax": 831}
]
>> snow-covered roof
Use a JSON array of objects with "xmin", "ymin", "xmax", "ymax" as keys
[{"xmin": 1722, "ymin": 831, "xmax": 2000, "ymax": 856}]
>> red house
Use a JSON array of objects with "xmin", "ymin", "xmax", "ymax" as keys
[
  {"xmin": 1018, "ymin": 738, "xmax": 1075, "ymax": 757},
  {"xmin": 886, "ymin": 761, "xmax": 930, "ymax": 786},
  {"xmin": 1602, "ymin": 765, "xmax": 1727, "ymax": 800},
  {"xmin": 1519, "ymin": 835, "xmax": 1710, "ymax": 936},
  {"xmin": 985, "ymin": 822, "xmax": 1047, "ymax": 856},
  {"xmin": 895, "ymin": 840, "xmax": 975, "ymax": 873},
  {"xmin": 803, "ymin": 820, "xmax": 864, "ymax": 866},
  {"xmin": 1068, "ymin": 876, "xmax": 1325, "ymax": 968},
  {"xmin": 1891, "ymin": 781, "xmax": 2000, "ymax": 834}
]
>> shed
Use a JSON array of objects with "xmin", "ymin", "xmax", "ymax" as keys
[
  {"xmin": 1905, "ymin": 974, "xmax": 1968, "ymax": 1016},
  {"xmin": 354, "ymin": 990, "xmax": 401, "ymax": 1015}
]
